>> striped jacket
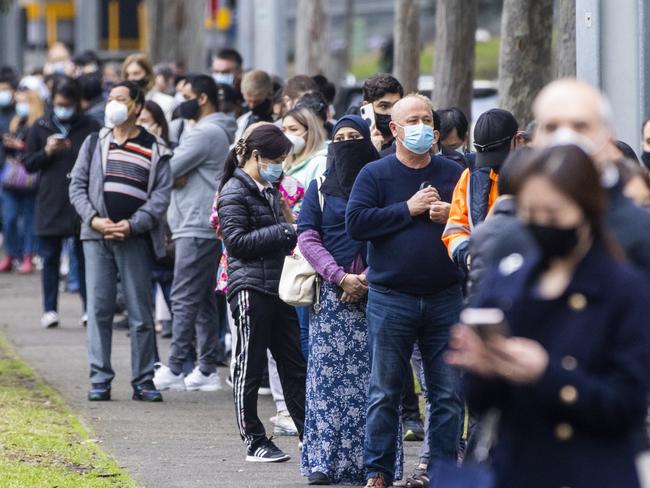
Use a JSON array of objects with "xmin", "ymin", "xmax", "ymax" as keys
[{"xmin": 69, "ymin": 127, "xmax": 173, "ymax": 260}]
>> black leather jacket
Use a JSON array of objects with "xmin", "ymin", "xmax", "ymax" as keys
[{"xmin": 217, "ymin": 168, "xmax": 297, "ymax": 300}]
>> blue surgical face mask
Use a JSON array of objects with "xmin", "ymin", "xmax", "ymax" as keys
[
  {"xmin": 51, "ymin": 61, "xmax": 67, "ymax": 74},
  {"xmin": 258, "ymin": 156, "xmax": 284, "ymax": 184},
  {"xmin": 397, "ymin": 123, "xmax": 435, "ymax": 155},
  {"xmin": 53, "ymin": 105, "xmax": 75, "ymax": 122},
  {"xmin": 212, "ymin": 72, "xmax": 235, "ymax": 86},
  {"xmin": 15, "ymin": 102, "xmax": 30, "ymax": 118},
  {"xmin": 0, "ymin": 90, "xmax": 12, "ymax": 107}
]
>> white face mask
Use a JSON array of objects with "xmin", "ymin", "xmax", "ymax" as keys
[
  {"xmin": 104, "ymin": 100, "xmax": 129, "ymax": 128},
  {"xmin": 285, "ymin": 133, "xmax": 306, "ymax": 155},
  {"xmin": 548, "ymin": 127, "xmax": 596, "ymax": 155},
  {"xmin": 0, "ymin": 90, "xmax": 12, "ymax": 107},
  {"xmin": 174, "ymin": 92, "xmax": 185, "ymax": 106}
]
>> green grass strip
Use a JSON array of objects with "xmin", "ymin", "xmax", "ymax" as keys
[{"xmin": 0, "ymin": 333, "xmax": 138, "ymax": 488}]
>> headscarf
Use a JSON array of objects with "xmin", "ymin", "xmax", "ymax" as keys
[{"xmin": 320, "ymin": 114, "xmax": 379, "ymax": 199}]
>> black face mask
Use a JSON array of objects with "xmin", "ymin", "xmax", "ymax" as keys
[
  {"xmin": 179, "ymin": 98, "xmax": 200, "ymax": 120},
  {"xmin": 375, "ymin": 113, "xmax": 393, "ymax": 138},
  {"xmin": 324, "ymin": 139, "xmax": 379, "ymax": 198},
  {"xmin": 642, "ymin": 151, "xmax": 650, "ymax": 171},
  {"xmin": 527, "ymin": 223, "xmax": 581, "ymax": 263},
  {"xmin": 251, "ymin": 98, "xmax": 272, "ymax": 118},
  {"xmin": 134, "ymin": 78, "xmax": 149, "ymax": 90}
]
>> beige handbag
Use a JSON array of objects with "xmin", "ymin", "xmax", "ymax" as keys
[
  {"xmin": 278, "ymin": 176, "xmax": 325, "ymax": 309},
  {"xmin": 279, "ymin": 247, "xmax": 321, "ymax": 308}
]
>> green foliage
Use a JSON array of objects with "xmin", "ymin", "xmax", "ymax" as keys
[
  {"xmin": 0, "ymin": 335, "xmax": 137, "ymax": 488},
  {"xmin": 351, "ymin": 38, "xmax": 501, "ymax": 82},
  {"xmin": 0, "ymin": 0, "xmax": 14, "ymax": 14}
]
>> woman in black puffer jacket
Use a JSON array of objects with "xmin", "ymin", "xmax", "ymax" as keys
[{"xmin": 217, "ymin": 123, "xmax": 306, "ymax": 463}]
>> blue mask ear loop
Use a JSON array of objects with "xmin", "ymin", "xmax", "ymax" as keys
[{"xmin": 51, "ymin": 113, "xmax": 71, "ymax": 137}]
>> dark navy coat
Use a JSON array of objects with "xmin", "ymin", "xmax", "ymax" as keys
[{"xmin": 466, "ymin": 241, "xmax": 650, "ymax": 488}]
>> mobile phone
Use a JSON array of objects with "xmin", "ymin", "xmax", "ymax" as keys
[
  {"xmin": 460, "ymin": 308, "xmax": 509, "ymax": 341},
  {"xmin": 360, "ymin": 103, "xmax": 375, "ymax": 128},
  {"xmin": 419, "ymin": 181, "xmax": 432, "ymax": 190}
]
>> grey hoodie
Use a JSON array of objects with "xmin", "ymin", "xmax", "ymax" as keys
[{"xmin": 167, "ymin": 112, "xmax": 236, "ymax": 240}]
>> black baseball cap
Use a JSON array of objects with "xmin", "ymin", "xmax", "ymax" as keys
[{"xmin": 473, "ymin": 108, "xmax": 519, "ymax": 168}]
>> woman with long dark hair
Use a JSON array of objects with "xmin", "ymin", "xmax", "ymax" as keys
[
  {"xmin": 137, "ymin": 100, "xmax": 170, "ymax": 145},
  {"xmin": 217, "ymin": 123, "xmax": 306, "ymax": 463},
  {"xmin": 447, "ymin": 145, "xmax": 650, "ymax": 488}
]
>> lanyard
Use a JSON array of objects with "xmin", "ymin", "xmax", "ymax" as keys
[{"xmin": 51, "ymin": 117, "xmax": 70, "ymax": 137}]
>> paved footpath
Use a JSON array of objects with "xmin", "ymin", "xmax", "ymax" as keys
[{"xmin": 0, "ymin": 272, "xmax": 418, "ymax": 488}]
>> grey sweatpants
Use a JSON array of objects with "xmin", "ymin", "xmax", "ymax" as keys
[
  {"xmin": 167, "ymin": 237, "xmax": 221, "ymax": 375},
  {"xmin": 84, "ymin": 237, "xmax": 156, "ymax": 387}
]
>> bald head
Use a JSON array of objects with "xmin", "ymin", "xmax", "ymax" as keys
[
  {"xmin": 388, "ymin": 94, "xmax": 439, "ymax": 158},
  {"xmin": 391, "ymin": 94, "xmax": 433, "ymax": 126},
  {"xmin": 533, "ymin": 79, "xmax": 613, "ymax": 153}
]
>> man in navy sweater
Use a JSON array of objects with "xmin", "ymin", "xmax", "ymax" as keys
[{"xmin": 346, "ymin": 94, "xmax": 464, "ymax": 488}]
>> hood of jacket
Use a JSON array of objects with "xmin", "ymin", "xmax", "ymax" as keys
[{"xmin": 204, "ymin": 112, "xmax": 237, "ymax": 145}]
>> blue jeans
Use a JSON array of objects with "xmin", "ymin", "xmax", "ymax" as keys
[
  {"xmin": 66, "ymin": 237, "xmax": 81, "ymax": 292},
  {"xmin": 1, "ymin": 190, "xmax": 36, "ymax": 258},
  {"xmin": 296, "ymin": 305, "xmax": 310, "ymax": 360},
  {"xmin": 39, "ymin": 235, "xmax": 86, "ymax": 313},
  {"xmin": 364, "ymin": 284, "xmax": 463, "ymax": 486},
  {"xmin": 84, "ymin": 238, "xmax": 156, "ymax": 386}
]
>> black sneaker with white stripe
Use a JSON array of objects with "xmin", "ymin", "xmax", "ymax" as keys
[{"xmin": 246, "ymin": 438, "xmax": 290, "ymax": 463}]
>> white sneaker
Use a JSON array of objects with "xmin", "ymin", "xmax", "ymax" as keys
[
  {"xmin": 153, "ymin": 363, "xmax": 186, "ymax": 391},
  {"xmin": 79, "ymin": 313, "xmax": 88, "ymax": 327},
  {"xmin": 184, "ymin": 366, "xmax": 222, "ymax": 391},
  {"xmin": 41, "ymin": 311, "xmax": 60, "ymax": 329},
  {"xmin": 271, "ymin": 410, "xmax": 298, "ymax": 436}
]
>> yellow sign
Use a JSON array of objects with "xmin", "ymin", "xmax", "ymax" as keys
[{"xmin": 216, "ymin": 6, "xmax": 232, "ymax": 31}]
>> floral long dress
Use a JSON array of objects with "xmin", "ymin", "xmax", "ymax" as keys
[{"xmin": 301, "ymin": 282, "xmax": 403, "ymax": 484}]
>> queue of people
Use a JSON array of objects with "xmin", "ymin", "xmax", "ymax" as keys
[{"xmin": 1, "ymin": 41, "xmax": 650, "ymax": 488}]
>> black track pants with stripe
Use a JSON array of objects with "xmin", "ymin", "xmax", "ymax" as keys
[{"xmin": 230, "ymin": 289, "xmax": 306, "ymax": 449}]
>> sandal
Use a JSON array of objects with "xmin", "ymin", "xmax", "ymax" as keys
[{"xmin": 404, "ymin": 466, "xmax": 429, "ymax": 488}]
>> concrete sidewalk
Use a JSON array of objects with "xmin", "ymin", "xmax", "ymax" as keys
[{"xmin": 0, "ymin": 272, "xmax": 419, "ymax": 487}]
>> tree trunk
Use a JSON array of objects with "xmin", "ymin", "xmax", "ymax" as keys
[
  {"xmin": 0, "ymin": 0, "xmax": 14, "ymax": 14},
  {"xmin": 146, "ymin": 0, "xmax": 206, "ymax": 72},
  {"xmin": 393, "ymin": 0, "xmax": 420, "ymax": 94},
  {"xmin": 554, "ymin": 0, "xmax": 576, "ymax": 78},
  {"xmin": 432, "ymin": 0, "xmax": 477, "ymax": 122},
  {"xmin": 498, "ymin": 0, "xmax": 553, "ymax": 126},
  {"xmin": 294, "ymin": 0, "xmax": 326, "ymax": 75},
  {"xmin": 323, "ymin": 0, "xmax": 354, "ymax": 84}
]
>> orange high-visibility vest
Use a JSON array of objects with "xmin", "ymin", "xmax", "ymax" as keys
[{"xmin": 442, "ymin": 168, "xmax": 500, "ymax": 259}]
